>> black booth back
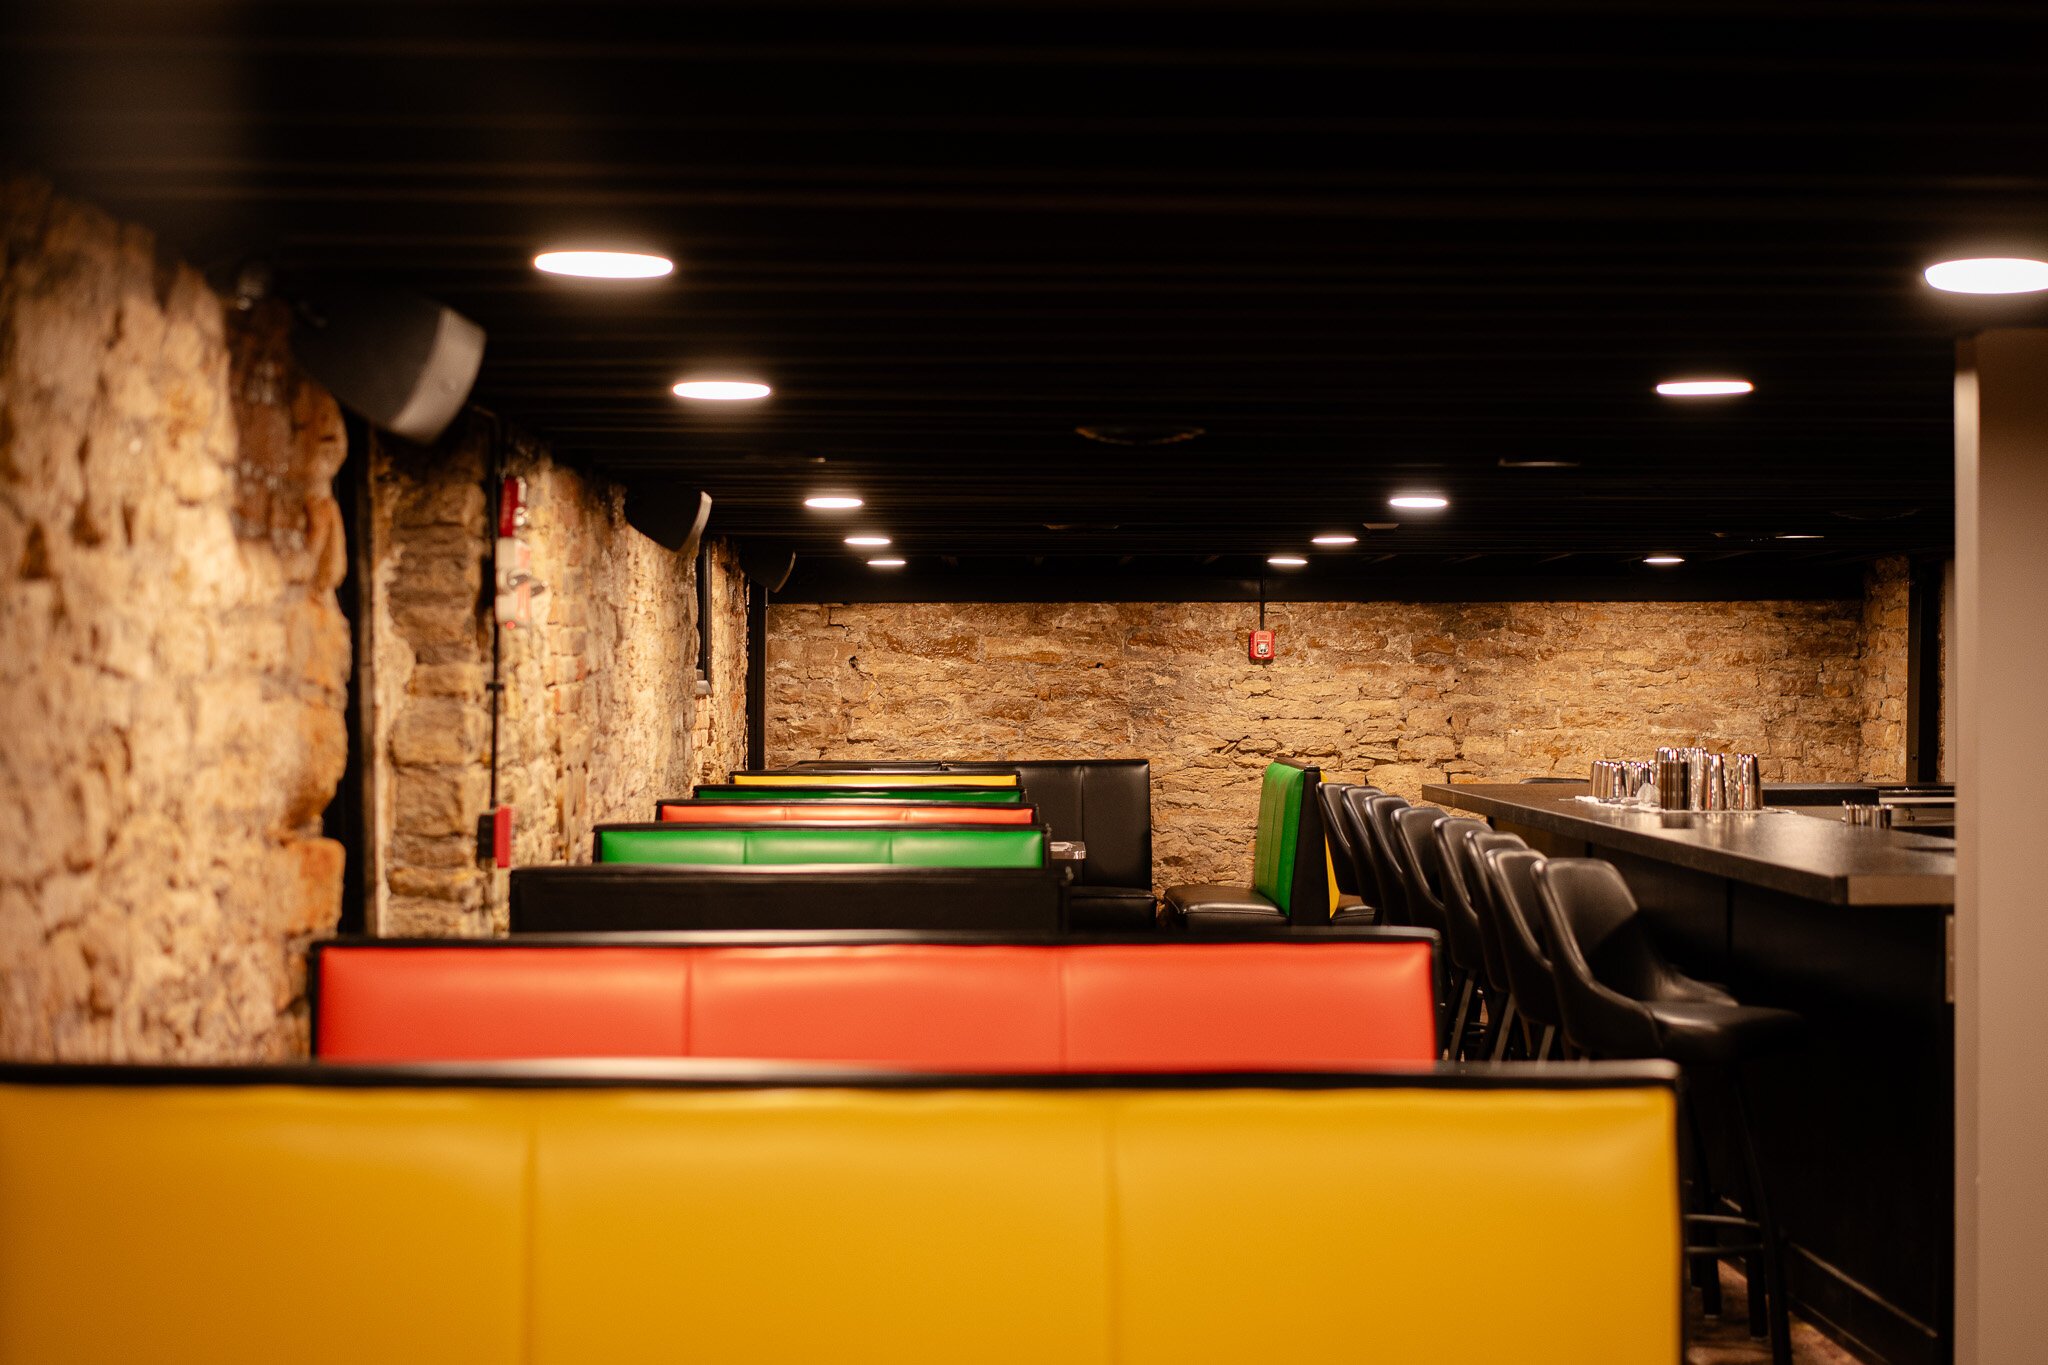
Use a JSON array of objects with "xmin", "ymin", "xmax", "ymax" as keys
[{"xmin": 791, "ymin": 759, "xmax": 1151, "ymax": 891}]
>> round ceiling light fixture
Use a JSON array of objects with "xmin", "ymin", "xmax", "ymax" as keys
[
  {"xmin": 1643, "ymin": 555, "xmax": 1686, "ymax": 566},
  {"xmin": 1655, "ymin": 379, "xmax": 1753, "ymax": 397},
  {"xmin": 867, "ymin": 557, "xmax": 906, "ymax": 569},
  {"xmin": 1310, "ymin": 533, "xmax": 1359, "ymax": 547},
  {"xmin": 534, "ymin": 249, "xmax": 673, "ymax": 280},
  {"xmin": 845, "ymin": 534, "xmax": 891, "ymax": 547},
  {"xmin": 1388, "ymin": 494, "xmax": 1449, "ymax": 510},
  {"xmin": 673, "ymin": 379, "xmax": 772, "ymax": 401},
  {"xmin": 1923, "ymin": 257, "xmax": 2048, "ymax": 295},
  {"xmin": 804, "ymin": 494, "xmax": 863, "ymax": 510},
  {"xmin": 1775, "ymin": 533, "xmax": 1825, "ymax": 541},
  {"xmin": 1267, "ymin": 555, "xmax": 1309, "ymax": 568}
]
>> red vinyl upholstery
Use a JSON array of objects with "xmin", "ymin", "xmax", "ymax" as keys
[
  {"xmin": 315, "ymin": 940, "xmax": 1437, "ymax": 1068},
  {"xmin": 658, "ymin": 802, "xmax": 1037, "ymax": 825}
]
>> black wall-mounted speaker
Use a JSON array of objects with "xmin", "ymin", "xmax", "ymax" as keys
[
  {"xmin": 738, "ymin": 542, "xmax": 797, "ymax": 593},
  {"xmin": 623, "ymin": 485, "xmax": 713, "ymax": 556},
  {"xmin": 291, "ymin": 287, "xmax": 485, "ymax": 444}
]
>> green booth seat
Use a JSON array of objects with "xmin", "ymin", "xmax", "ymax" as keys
[
  {"xmin": 594, "ymin": 822, "xmax": 1048, "ymax": 869},
  {"xmin": 1160, "ymin": 759, "xmax": 1338, "ymax": 929},
  {"xmin": 686, "ymin": 785, "xmax": 1025, "ymax": 805}
]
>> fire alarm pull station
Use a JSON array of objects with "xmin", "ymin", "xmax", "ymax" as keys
[{"xmin": 1249, "ymin": 581, "xmax": 1275, "ymax": 662}]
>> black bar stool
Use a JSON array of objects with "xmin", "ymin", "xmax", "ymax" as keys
[
  {"xmin": 1316, "ymin": 781, "xmax": 1377, "ymax": 921},
  {"xmin": 1533, "ymin": 857, "xmax": 1802, "ymax": 1365},
  {"xmin": 1390, "ymin": 804, "xmax": 1459, "ymax": 1053},
  {"xmin": 1476, "ymin": 843, "xmax": 1565, "ymax": 1062},
  {"xmin": 1357, "ymin": 793, "xmax": 1415, "ymax": 927},
  {"xmin": 1451, "ymin": 827, "xmax": 1531, "ymax": 1059},
  {"xmin": 1430, "ymin": 816, "xmax": 1498, "ymax": 1058}
]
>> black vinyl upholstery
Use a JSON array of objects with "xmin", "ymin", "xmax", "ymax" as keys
[
  {"xmin": 1479, "ymin": 846, "xmax": 1564, "ymax": 1036},
  {"xmin": 1429, "ymin": 817, "xmax": 1493, "ymax": 978},
  {"xmin": 510, "ymin": 865, "xmax": 1065, "ymax": 934},
  {"xmin": 1359, "ymin": 794, "xmax": 1414, "ymax": 926},
  {"xmin": 1533, "ymin": 858, "xmax": 1801, "ymax": 1065},
  {"xmin": 789, "ymin": 759, "xmax": 1154, "ymax": 928}
]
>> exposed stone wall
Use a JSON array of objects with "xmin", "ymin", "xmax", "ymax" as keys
[
  {"xmin": 0, "ymin": 180, "xmax": 348, "ymax": 1059},
  {"xmin": 690, "ymin": 538, "xmax": 750, "ymax": 788},
  {"xmin": 767, "ymin": 594, "xmax": 1897, "ymax": 893},
  {"xmin": 1858, "ymin": 556, "xmax": 1911, "ymax": 783},
  {"xmin": 496, "ymin": 437, "xmax": 698, "ymax": 882},
  {"xmin": 364, "ymin": 423, "xmax": 494, "ymax": 935},
  {"xmin": 367, "ymin": 421, "xmax": 703, "ymax": 935}
]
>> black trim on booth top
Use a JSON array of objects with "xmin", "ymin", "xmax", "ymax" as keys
[
  {"xmin": 508, "ymin": 863, "xmax": 1070, "ymax": 935},
  {"xmin": 0, "ymin": 1056, "xmax": 1677, "ymax": 1094}
]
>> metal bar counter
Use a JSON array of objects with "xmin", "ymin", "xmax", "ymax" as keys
[{"xmin": 1425, "ymin": 781, "xmax": 1954, "ymax": 1365}]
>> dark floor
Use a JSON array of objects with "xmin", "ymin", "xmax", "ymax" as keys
[{"xmin": 1688, "ymin": 1264, "xmax": 1871, "ymax": 1365}]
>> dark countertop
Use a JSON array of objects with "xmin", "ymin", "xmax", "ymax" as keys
[{"xmin": 1422, "ymin": 782, "xmax": 1955, "ymax": 907}]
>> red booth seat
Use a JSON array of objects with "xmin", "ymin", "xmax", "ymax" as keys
[
  {"xmin": 313, "ymin": 938, "xmax": 1438, "ymax": 1069},
  {"xmin": 658, "ymin": 802, "xmax": 1038, "ymax": 825}
]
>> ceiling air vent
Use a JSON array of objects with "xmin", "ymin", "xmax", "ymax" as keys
[{"xmin": 1075, "ymin": 423, "xmax": 1205, "ymax": 446}]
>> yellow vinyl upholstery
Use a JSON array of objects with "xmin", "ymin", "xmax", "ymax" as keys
[{"xmin": 0, "ymin": 1077, "xmax": 1678, "ymax": 1365}]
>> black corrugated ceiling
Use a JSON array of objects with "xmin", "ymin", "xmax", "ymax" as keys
[{"xmin": 8, "ymin": 0, "xmax": 2044, "ymax": 593}]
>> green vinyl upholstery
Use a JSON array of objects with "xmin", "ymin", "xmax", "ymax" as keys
[
  {"xmin": 596, "ymin": 824, "xmax": 1047, "ymax": 869},
  {"xmin": 688, "ymin": 786, "xmax": 1025, "ymax": 805},
  {"xmin": 1251, "ymin": 761, "xmax": 1310, "ymax": 912},
  {"xmin": 1161, "ymin": 760, "xmax": 1330, "ymax": 928}
]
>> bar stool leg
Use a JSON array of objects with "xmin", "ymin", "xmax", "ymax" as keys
[
  {"xmin": 1446, "ymin": 974, "xmax": 1475, "ymax": 1060},
  {"xmin": 1681, "ymin": 1089, "xmax": 1725, "ymax": 1320},
  {"xmin": 1487, "ymin": 996, "xmax": 1519, "ymax": 1060},
  {"xmin": 1730, "ymin": 1074, "xmax": 1793, "ymax": 1365}
]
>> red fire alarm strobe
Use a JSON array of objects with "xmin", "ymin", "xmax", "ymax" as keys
[{"xmin": 1249, "ymin": 628, "xmax": 1276, "ymax": 662}]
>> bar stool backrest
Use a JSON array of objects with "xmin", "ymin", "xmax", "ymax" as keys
[
  {"xmin": 1447, "ymin": 824, "xmax": 1517, "ymax": 996},
  {"xmin": 1531, "ymin": 858, "xmax": 1667, "ymax": 1059},
  {"xmin": 1317, "ymin": 782, "xmax": 1362, "ymax": 898},
  {"xmin": 1430, "ymin": 817, "xmax": 1493, "ymax": 977},
  {"xmin": 1340, "ymin": 788, "xmax": 1394, "ymax": 920},
  {"xmin": 1391, "ymin": 804, "xmax": 1454, "ymax": 940},
  {"xmin": 1478, "ymin": 846, "xmax": 1564, "ymax": 1034},
  {"xmin": 1359, "ymin": 794, "xmax": 1415, "ymax": 926}
]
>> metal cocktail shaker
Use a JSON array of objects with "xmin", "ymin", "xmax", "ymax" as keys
[
  {"xmin": 1701, "ymin": 752, "xmax": 1728, "ymax": 810},
  {"xmin": 1685, "ymin": 747, "xmax": 1711, "ymax": 810},
  {"xmin": 1655, "ymin": 750, "xmax": 1687, "ymax": 808},
  {"xmin": 1729, "ymin": 753, "xmax": 1762, "ymax": 811}
]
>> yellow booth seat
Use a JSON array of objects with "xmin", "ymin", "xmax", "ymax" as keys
[{"xmin": 0, "ymin": 1062, "xmax": 1679, "ymax": 1365}]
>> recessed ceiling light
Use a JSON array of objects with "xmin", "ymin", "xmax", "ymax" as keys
[
  {"xmin": 1310, "ymin": 534, "xmax": 1359, "ymax": 547},
  {"xmin": 867, "ymin": 557, "xmax": 906, "ymax": 568},
  {"xmin": 1655, "ymin": 379, "xmax": 1753, "ymax": 397},
  {"xmin": 804, "ymin": 495, "xmax": 863, "ymax": 510},
  {"xmin": 673, "ymin": 380, "xmax": 771, "ymax": 401},
  {"xmin": 534, "ymin": 250, "xmax": 673, "ymax": 280},
  {"xmin": 1644, "ymin": 555, "xmax": 1686, "ymax": 566},
  {"xmin": 1498, "ymin": 458, "xmax": 1582, "ymax": 469},
  {"xmin": 845, "ymin": 535, "xmax": 891, "ymax": 547},
  {"xmin": 1775, "ymin": 533, "xmax": 1825, "ymax": 541},
  {"xmin": 1923, "ymin": 257, "xmax": 2048, "ymax": 295},
  {"xmin": 1268, "ymin": 555, "xmax": 1309, "ymax": 568},
  {"xmin": 1388, "ymin": 494, "xmax": 1449, "ymax": 510}
]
